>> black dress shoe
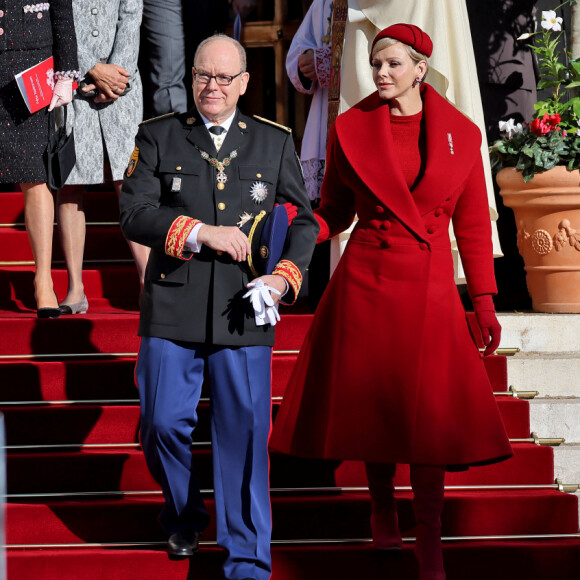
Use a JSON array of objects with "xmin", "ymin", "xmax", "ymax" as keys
[
  {"xmin": 37, "ymin": 307, "xmax": 61, "ymax": 319},
  {"xmin": 167, "ymin": 531, "xmax": 200, "ymax": 557}
]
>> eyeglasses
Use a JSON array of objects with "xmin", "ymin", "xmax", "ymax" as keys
[{"xmin": 194, "ymin": 71, "xmax": 244, "ymax": 86}]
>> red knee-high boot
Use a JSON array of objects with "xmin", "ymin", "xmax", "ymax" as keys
[
  {"xmin": 410, "ymin": 464, "xmax": 446, "ymax": 580},
  {"xmin": 365, "ymin": 462, "xmax": 403, "ymax": 550}
]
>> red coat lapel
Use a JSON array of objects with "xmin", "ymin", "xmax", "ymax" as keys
[
  {"xmin": 411, "ymin": 85, "xmax": 481, "ymax": 212},
  {"xmin": 335, "ymin": 85, "xmax": 481, "ymax": 237},
  {"xmin": 335, "ymin": 92, "xmax": 426, "ymax": 238}
]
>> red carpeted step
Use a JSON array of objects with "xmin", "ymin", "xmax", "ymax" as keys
[
  {"xmin": 6, "ymin": 449, "xmax": 161, "ymax": 494},
  {"xmin": 0, "ymin": 189, "xmax": 121, "ymax": 224},
  {"xmin": 0, "ymin": 312, "xmax": 313, "ymax": 356},
  {"xmin": 1, "ymin": 396, "xmax": 530, "ymax": 446},
  {"xmin": 0, "ymin": 265, "xmax": 140, "ymax": 309},
  {"xmin": 6, "ymin": 444, "xmax": 557, "ymax": 495},
  {"xmin": 8, "ymin": 540, "xmax": 580, "ymax": 580},
  {"xmin": 0, "ymin": 227, "xmax": 133, "ymax": 262},
  {"xmin": 482, "ymin": 354, "xmax": 508, "ymax": 391},
  {"xmin": 332, "ymin": 445, "xmax": 556, "ymax": 488},
  {"xmin": 272, "ymin": 313, "xmax": 312, "ymax": 351},
  {"xmin": 0, "ymin": 191, "xmax": 26, "ymax": 224},
  {"xmin": 0, "ymin": 352, "xmax": 509, "ymax": 408},
  {"xmin": 0, "ymin": 352, "xmax": 508, "ymax": 403},
  {"xmin": 0, "ymin": 359, "xmax": 139, "ymax": 402},
  {"xmin": 0, "ymin": 313, "xmax": 140, "ymax": 355},
  {"xmin": 2, "ymin": 405, "xmax": 142, "ymax": 445},
  {"xmin": 7, "ymin": 547, "xmax": 223, "ymax": 580},
  {"xmin": 5, "ymin": 490, "xmax": 578, "ymax": 545},
  {"xmin": 0, "ymin": 355, "xmax": 292, "ymax": 402},
  {"xmin": 272, "ymin": 490, "xmax": 580, "ymax": 539}
]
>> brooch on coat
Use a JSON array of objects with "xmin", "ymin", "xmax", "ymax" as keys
[
  {"xmin": 447, "ymin": 133, "xmax": 455, "ymax": 155},
  {"xmin": 195, "ymin": 145, "xmax": 239, "ymax": 190},
  {"xmin": 250, "ymin": 181, "xmax": 268, "ymax": 203}
]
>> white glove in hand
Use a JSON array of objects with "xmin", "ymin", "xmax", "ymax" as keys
[
  {"xmin": 243, "ymin": 279, "xmax": 281, "ymax": 327},
  {"xmin": 48, "ymin": 78, "xmax": 73, "ymax": 111}
]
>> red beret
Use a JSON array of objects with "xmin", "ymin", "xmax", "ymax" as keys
[{"xmin": 370, "ymin": 23, "xmax": 433, "ymax": 63}]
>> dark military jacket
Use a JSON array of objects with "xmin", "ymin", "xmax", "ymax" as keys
[{"xmin": 120, "ymin": 109, "xmax": 319, "ymax": 347}]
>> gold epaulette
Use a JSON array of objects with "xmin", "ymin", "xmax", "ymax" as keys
[
  {"xmin": 252, "ymin": 115, "xmax": 292, "ymax": 133},
  {"xmin": 140, "ymin": 112, "xmax": 177, "ymax": 125}
]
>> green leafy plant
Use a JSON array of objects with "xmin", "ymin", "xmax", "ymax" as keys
[{"xmin": 490, "ymin": 0, "xmax": 580, "ymax": 181}]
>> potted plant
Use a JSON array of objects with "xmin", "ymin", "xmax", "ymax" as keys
[{"xmin": 490, "ymin": 0, "xmax": 580, "ymax": 312}]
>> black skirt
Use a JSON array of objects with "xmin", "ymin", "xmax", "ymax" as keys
[{"xmin": 0, "ymin": 47, "xmax": 52, "ymax": 184}]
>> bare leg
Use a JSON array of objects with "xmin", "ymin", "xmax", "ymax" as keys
[
  {"xmin": 410, "ymin": 464, "xmax": 446, "ymax": 580},
  {"xmin": 21, "ymin": 182, "xmax": 58, "ymax": 310},
  {"xmin": 56, "ymin": 184, "xmax": 86, "ymax": 305},
  {"xmin": 114, "ymin": 180, "xmax": 150, "ymax": 289}
]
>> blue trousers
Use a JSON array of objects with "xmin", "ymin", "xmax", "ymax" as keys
[{"xmin": 137, "ymin": 337, "xmax": 273, "ymax": 580}]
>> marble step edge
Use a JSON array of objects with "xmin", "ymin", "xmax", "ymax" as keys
[
  {"xmin": 530, "ymin": 404, "xmax": 580, "ymax": 443},
  {"xmin": 497, "ymin": 313, "xmax": 580, "ymax": 353},
  {"xmin": 506, "ymin": 353, "xmax": 580, "ymax": 395}
]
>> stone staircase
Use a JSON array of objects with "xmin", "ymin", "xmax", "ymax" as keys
[
  {"xmin": 500, "ymin": 313, "xmax": 580, "ymax": 519},
  {"xmin": 1, "ymin": 185, "xmax": 579, "ymax": 578}
]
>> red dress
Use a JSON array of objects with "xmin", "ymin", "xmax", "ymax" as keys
[{"xmin": 269, "ymin": 85, "xmax": 513, "ymax": 469}]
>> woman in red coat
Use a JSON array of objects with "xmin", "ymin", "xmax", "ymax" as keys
[{"xmin": 269, "ymin": 24, "xmax": 513, "ymax": 580}]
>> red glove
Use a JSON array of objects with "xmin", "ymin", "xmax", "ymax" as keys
[
  {"xmin": 276, "ymin": 202, "xmax": 298, "ymax": 225},
  {"xmin": 472, "ymin": 294, "xmax": 501, "ymax": 356}
]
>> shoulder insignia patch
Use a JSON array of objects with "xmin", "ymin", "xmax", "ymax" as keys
[
  {"xmin": 252, "ymin": 115, "xmax": 292, "ymax": 133},
  {"xmin": 140, "ymin": 112, "xmax": 178, "ymax": 125},
  {"xmin": 126, "ymin": 146, "xmax": 139, "ymax": 177}
]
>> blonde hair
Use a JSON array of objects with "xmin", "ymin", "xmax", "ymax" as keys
[{"xmin": 371, "ymin": 37, "xmax": 429, "ymax": 77}]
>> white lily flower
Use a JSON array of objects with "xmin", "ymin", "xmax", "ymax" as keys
[
  {"xmin": 541, "ymin": 10, "xmax": 563, "ymax": 31},
  {"xmin": 499, "ymin": 118, "xmax": 524, "ymax": 138}
]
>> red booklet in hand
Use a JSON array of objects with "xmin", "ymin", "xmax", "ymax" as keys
[{"xmin": 14, "ymin": 57, "xmax": 76, "ymax": 114}]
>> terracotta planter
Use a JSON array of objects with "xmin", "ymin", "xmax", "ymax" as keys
[{"xmin": 497, "ymin": 166, "xmax": 580, "ymax": 313}]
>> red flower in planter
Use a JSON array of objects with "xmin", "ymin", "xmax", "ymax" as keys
[{"xmin": 529, "ymin": 113, "xmax": 562, "ymax": 136}]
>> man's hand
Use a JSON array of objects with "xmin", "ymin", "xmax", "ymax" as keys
[
  {"xmin": 249, "ymin": 274, "xmax": 286, "ymax": 305},
  {"xmin": 88, "ymin": 62, "xmax": 130, "ymax": 101},
  {"xmin": 244, "ymin": 276, "xmax": 286, "ymax": 326},
  {"xmin": 298, "ymin": 50, "xmax": 317, "ymax": 81},
  {"xmin": 197, "ymin": 224, "xmax": 251, "ymax": 262}
]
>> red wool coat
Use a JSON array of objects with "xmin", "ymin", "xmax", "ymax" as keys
[{"xmin": 270, "ymin": 85, "xmax": 513, "ymax": 469}]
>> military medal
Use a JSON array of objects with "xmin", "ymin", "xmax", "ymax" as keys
[
  {"xmin": 195, "ymin": 145, "xmax": 239, "ymax": 190},
  {"xmin": 171, "ymin": 177, "xmax": 182, "ymax": 192},
  {"xmin": 250, "ymin": 181, "xmax": 268, "ymax": 203}
]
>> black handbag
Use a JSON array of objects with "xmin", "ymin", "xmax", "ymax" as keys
[{"xmin": 46, "ymin": 107, "xmax": 76, "ymax": 190}]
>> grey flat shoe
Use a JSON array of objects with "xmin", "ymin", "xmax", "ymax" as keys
[{"xmin": 59, "ymin": 295, "xmax": 89, "ymax": 315}]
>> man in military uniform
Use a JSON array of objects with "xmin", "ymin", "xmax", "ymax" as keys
[{"xmin": 120, "ymin": 34, "xmax": 318, "ymax": 580}]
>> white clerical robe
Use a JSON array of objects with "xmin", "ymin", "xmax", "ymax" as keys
[{"xmin": 286, "ymin": 0, "xmax": 333, "ymax": 200}]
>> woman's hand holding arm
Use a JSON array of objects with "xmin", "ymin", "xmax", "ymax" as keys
[{"xmin": 88, "ymin": 62, "xmax": 130, "ymax": 102}]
